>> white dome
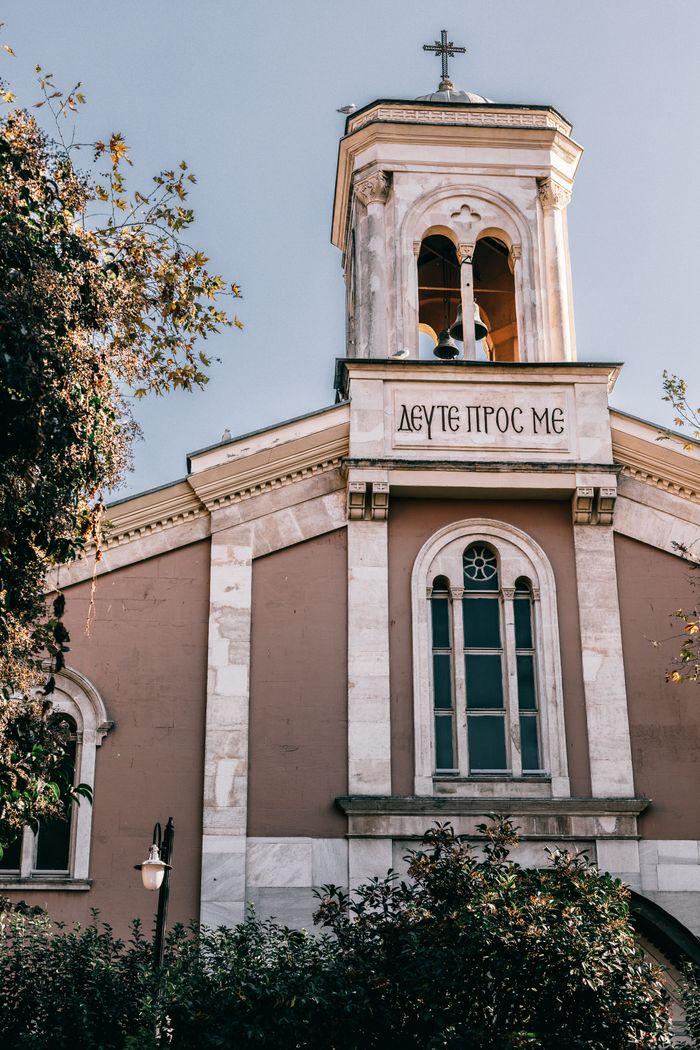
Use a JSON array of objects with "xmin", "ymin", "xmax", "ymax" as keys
[{"xmin": 416, "ymin": 79, "xmax": 492, "ymax": 104}]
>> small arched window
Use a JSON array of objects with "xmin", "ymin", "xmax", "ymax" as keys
[
  {"xmin": 0, "ymin": 669, "xmax": 111, "ymax": 886},
  {"xmin": 473, "ymin": 236, "xmax": 518, "ymax": 361},
  {"xmin": 413, "ymin": 521, "xmax": 568, "ymax": 797}
]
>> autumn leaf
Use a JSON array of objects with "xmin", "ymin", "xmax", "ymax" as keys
[{"xmin": 2, "ymin": 44, "xmax": 15, "ymax": 56}]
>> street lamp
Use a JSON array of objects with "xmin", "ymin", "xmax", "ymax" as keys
[{"xmin": 135, "ymin": 818, "xmax": 174, "ymax": 967}]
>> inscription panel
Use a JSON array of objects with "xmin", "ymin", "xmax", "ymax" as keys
[{"xmin": 389, "ymin": 383, "xmax": 573, "ymax": 455}]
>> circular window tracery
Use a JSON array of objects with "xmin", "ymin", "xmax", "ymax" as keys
[{"xmin": 463, "ymin": 544, "xmax": 498, "ymax": 583}]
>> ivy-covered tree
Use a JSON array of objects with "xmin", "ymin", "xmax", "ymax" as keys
[
  {"xmin": 0, "ymin": 43, "xmax": 241, "ymax": 853},
  {"xmin": 658, "ymin": 372, "xmax": 700, "ymax": 684},
  {"xmin": 0, "ymin": 821, "xmax": 673, "ymax": 1047}
]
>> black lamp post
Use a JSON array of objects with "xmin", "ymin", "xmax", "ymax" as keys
[{"xmin": 135, "ymin": 817, "xmax": 174, "ymax": 968}]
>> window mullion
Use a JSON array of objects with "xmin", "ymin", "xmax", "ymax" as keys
[
  {"xmin": 451, "ymin": 586, "xmax": 469, "ymax": 776},
  {"xmin": 502, "ymin": 587, "xmax": 522, "ymax": 777}
]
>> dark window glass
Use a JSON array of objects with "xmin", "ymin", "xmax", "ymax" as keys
[
  {"xmin": 435, "ymin": 715, "xmax": 454, "ymax": 770},
  {"xmin": 433, "ymin": 654, "xmax": 452, "ymax": 709},
  {"xmin": 0, "ymin": 835, "xmax": 21, "ymax": 871},
  {"xmin": 520, "ymin": 715, "xmax": 540, "ymax": 771},
  {"xmin": 516, "ymin": 654, "xmax": 537, "ymax": 710},
  {"xmin": 463, "ymin": 545, "xmax": 499, "ymax": 592},
  {"xmin": 465, "ymin": 654, "xmax": 504, "ymax": 709},
  {"xmin": 463, "ymin": 597, "xmax": 501, "ymax": 649},
  {"xmin": 514, "ymin": 596, "xmax": 533, "ymax": 649},
  {"xmin": 35, "ymin": 722, "xmax": 75, "ymax": 873},
  {"xmin": 431, "ymin": 597, "xmax": 451, "ymax": 649},
  {"xmin": 468, "ymin": 715, "xmax": 507, "ymax": 770}
]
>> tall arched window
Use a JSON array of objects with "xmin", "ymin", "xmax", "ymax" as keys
[
  {"xmin": 412, "ymin": 520, "xmax": 568, "ymax": 798},
  {"xmin": 473, "ymin": 236, "xmax": 518, "ymax": 361},
  {"xmin": 0, "ymin": 668, "xmax": 111, "ymax": 887}
]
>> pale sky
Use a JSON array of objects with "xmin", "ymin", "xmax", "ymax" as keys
[{"xmin": 6, "ymin": 0, "xmax": 700, "ymax": 497}]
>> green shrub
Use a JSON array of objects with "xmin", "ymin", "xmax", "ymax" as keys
[{"xmin": 0, "ymin": 821, "xmax": 673, "ymax": 1048}]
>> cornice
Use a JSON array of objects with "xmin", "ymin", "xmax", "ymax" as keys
[
  {"xmin": 332, "ymin": 119, "xmax": 581, "ymax": 250},
  {"xmin": 346, "ymin": 102, "xmax": 573, "ymax": 137},
  {"xmin": 101, "ymin": 481, "xmax": 206, "ymax": 551},
  {"xmin": 611, "ymin": 410, "xmax": 700, "ymax": 505}
]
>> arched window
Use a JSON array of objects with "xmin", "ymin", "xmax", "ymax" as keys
[
  {"xmin": 0, "ymin": 668, "xmax": 112, "ymax": 887},
  {"xmin": 417, "ymin": 234, "xmax": 461, "ymax": 357},
  {"xmin": 473, "ymin": 236, "xmax": 518, "ymax": 361},
  {"xmin": 412, "ymin": 520, "xmax": 568, "ymax": 797}
]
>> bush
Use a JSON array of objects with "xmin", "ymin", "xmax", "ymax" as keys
[{"xmin": 0, "ymin": 821, "xmax": 673, "ymax": 1048}]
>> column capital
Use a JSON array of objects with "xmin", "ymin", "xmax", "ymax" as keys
[
  {"xmin": 537, "ymin": 176, "xmax": 572, "ymax": 211},
  {"xmin": 456, "ymin": 242, "xmax": 475, "ymax": 265},
  {"xmin": 508, "ymin": 243, "xmax": 522, "ymax": 274},
  {"xmin": 354, "ymin": 168, "xmax": 391, "ymax": 206}
]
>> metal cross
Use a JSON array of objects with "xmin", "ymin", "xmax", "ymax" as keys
[{"xmin": 423, "ymin": 29, "xmax": 466, "ymax": 83}]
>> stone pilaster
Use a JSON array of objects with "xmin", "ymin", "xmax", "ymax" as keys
[
  {"xmin": 200, "ymin": 522, "xmax": 253, "ymax": 926},
  {"xmin": 572, "ymin": 524, "xmax": 635, "ymax": 797},
  {"xmin": 538, "ymin": 177, "xmax": 575, "ymax": 361},
  {"xmin": 347, "ymin": 518, "xmax": 392, "ymax": 794},
  {"xmin": 354, "ymin": 169, "xmax": 391, "ymax": 358}
]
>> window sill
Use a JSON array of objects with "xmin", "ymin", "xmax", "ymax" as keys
[
  {"xmin": 0, "ymin": 877, "xmax": 91, "ymax": 892},
  {"xmin": 433, "ymin": 774, "xmax": 553, "ymax": 799}
]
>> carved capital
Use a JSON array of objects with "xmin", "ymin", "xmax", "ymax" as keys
[
  {"xmin": 456, "ymin": 242, "xmax": 475, "ymax": 265},
  {"xmin": 508, "ymin": 243, "xmax": 521, "ymax": 274},
  {"xmin": 354, "ymin": 169, "xmax": 391, "ymax": 206},
  {"xmin": 501, "ymin": 587, "xmax": 516, "ymax": 600},
  {"xmin": 412, "ymin": 239, "xmax": 422, "ymax": 257},
  {"xmin": 537, "ymin": 177, "xmax": 572, "ymax": 211}
]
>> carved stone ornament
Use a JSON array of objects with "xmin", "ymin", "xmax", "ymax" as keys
[
  {"xmin": 572, "ymin": 487, "xmax": 595, "ymax": 525},
  {"xmin": 508, "ymin": 243, "xmax": 522, "ymax": 274},
  {"xmin": 347, "ymin": 481, "xmax": 367, "ymax": 520},
  {"xmin": 354, "ymin": 169, "xmax": 391, "ymax": 206},
  {"xmin": 537, "ymin": 177, "xmax": 572, "ymax": 211},
  {"xmin": 456, "ymin": 242, "xmax": 475, "ymax": 265}
]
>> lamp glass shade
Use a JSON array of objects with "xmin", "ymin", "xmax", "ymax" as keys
[{"xmin": 140, "ymin": 844, "xmax": 166, "ymax": 891}]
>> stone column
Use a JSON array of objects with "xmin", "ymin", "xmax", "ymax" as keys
[
  {"xmin": 200, "ymin": 521, "xmax": 253, "ymax": 926},
  {"xmin": 457, "ymin": 242, "xmax": 476, "ymax": 360},
  {"xmin": 538, "ymin": 177, "xmax": 575, "ymax": 362},
  {"xmin": 572, "ymin": 524, "xmax": 635, "ymax": 797},
  {"xmin": 354, "ymin": 169, "xmax": 391, "ymax": 358},
  {"xmin": 509, "ymin": 243, "xmax": 526, "ymax": 361},
  {"xmin": 347, "ymin": 517, "xmax": 392, "ymax": 793}
]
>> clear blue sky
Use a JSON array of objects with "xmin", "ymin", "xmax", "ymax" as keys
[{"xmin": 5, "ymin": 0, "xmax": 700, "ymax": 497}]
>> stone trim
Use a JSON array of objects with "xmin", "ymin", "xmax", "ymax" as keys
[
  {"xmin": 573, "ymin": 525, "xmax": 635, "ymax": 797},
  {"xmin": 336, "ymin": 795, "xmax": 649, "ymax": 816},
  {"xmin": 347, "ymin": 104, "xmax": 571, "ymax": 137},
  {"xmin": 411, "ymin": 518, "xmax": 569, "ymax": 798},
  {"xmin": 0, "ymin": 878, "xmax": 91, "ymax": 892}
]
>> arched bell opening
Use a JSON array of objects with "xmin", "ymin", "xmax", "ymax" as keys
[
  {"xmin": 473, "ymin": 236, "xmax": 518, "ymax": 361},
  {"xmin": 417, "ymin": 234, "xmax": 461, "ymax": 359}
]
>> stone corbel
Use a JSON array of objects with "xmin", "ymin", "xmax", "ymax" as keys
[
  {"xmin": 347, "ymin": 481, "xmax": 367, "ymax": 520},
  {"xmin": 354, "ymin": 169, "xmax": 391, "ymax": 207},
  {"xmin": 347, "ymin": 480, "xmax": 390, "ymax": 521},
  {"xmin": 572, "ymin": 487, "xmax": 595, "ymax": 525},
  {"xmin": 572, "ymin": 486, "xmax": 617, "ymax": 526},
  {"xmin": 508, "ymin": 243, "xmax": 522, "ymax": 275},
  {"xmin": 456, "ymin": 242, "xmax": 475, "ymax": 265},
  {"xmin": 596, "ymin": 487, "xmax": 617, "ymax": 526},
  {"xmin": 537, "ymin": 177, "xmax": 572, "ymax": 211},
  {"xmin": 371, "ymin": 481, "xmax": 390, "ymax": 521}
]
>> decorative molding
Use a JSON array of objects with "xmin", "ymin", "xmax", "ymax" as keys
[
  {"xmin": 336, "ymin": 795, "xmax": 649, "ymax": 816},
  {"xmin": 348, "ymin": 105, "xmax": 572, "ymax": 137},
  {"xmin": 371, "ymin": 481, "xmax": 390, "ymax": 520},
  {"xmin": 354, "ymin": 168, "xmax": 391, "ymax": 206},
  {"xmin": 537, "ymin": 176, "xmax": 572, "ymax": 210},
  {"xmin": 100, "ymin": 483, "xmax": 206, "ymax": 552},
  {"xmin": 597, "ymin": 487, "xmax": 617, "ymax": 526},
  {"xmin": 619, "ymin": 465, "xmax": 700, "ymax": 503}
]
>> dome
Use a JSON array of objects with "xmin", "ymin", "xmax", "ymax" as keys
[{"xmin": 417, "ymin": 78, "xmax": 492, "ymax": 104}]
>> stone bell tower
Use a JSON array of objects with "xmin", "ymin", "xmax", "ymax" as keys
[{"xmin": 331, "ymin": 31, "xmax": 583, "ymax": 363}]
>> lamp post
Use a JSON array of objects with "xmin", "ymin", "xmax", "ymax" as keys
[{"xmin": 135, "ymin": 817, "xmax": 174, "ymax": 968}]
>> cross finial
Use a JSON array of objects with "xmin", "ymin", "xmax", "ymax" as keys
[{"xmin": 423, "ymin": 29, "xmax": 466, "ymax": 88}]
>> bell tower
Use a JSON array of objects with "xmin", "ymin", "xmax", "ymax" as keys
[{"xmin": 332, "ymin": 30, "xmax": 583, "ymax": 363}]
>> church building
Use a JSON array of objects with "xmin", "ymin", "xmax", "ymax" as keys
[{"xmin": 3, "ymin": 32, "xmax": 700, "ymax": 1018}]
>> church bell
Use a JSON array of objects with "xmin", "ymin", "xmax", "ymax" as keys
[
  {"xmin": 449, "ymin": 302, "xmax": 489, "ymax": 343},
  {"xmin": 434, "ymin": 328, "xmax": 460, "ymax": 360}
]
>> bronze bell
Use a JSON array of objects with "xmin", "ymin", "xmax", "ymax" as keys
[
  {"xmin": 449, "ymin": 302, "xmax": 488, "ymax": 343},
  {"xmin": 434, "ymin": 328, "xmax": 460, "ymax": 360}
]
